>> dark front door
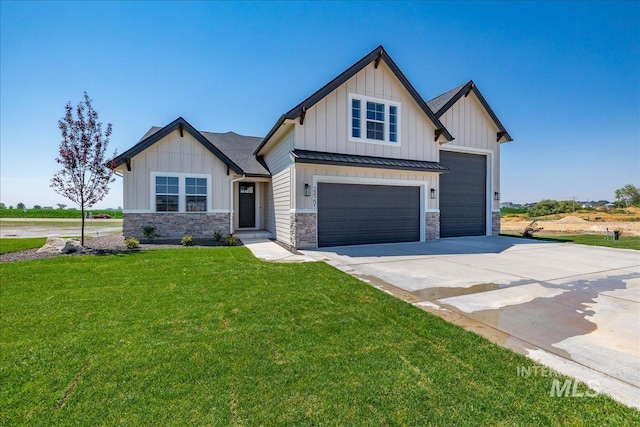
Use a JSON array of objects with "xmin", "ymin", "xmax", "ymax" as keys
[{"xmin": 239, "ymin": 183, "xmax": 256, "ymax": 228}]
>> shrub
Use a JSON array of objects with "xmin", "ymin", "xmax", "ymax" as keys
[
  {"xmin": 225, "ymin": 234, "xmax": 238, "ymax": 246},
  {"xmin": 522, "ymin": 221, "xmax": 543, "ymax": 239},
  {"xmin": 181, "ymin": 234, "xmax": 194, "ymax": 246},
  {"xmin": 142, "ymin": 226, "xmax": 159, "ymax": 240},
  {"xmin": 124, "ymin": 237, "xmax": 140, "ymax": 249},
  {"xmin": 213, "ymin": 230, "xmax": 223, "ymax": 242}
]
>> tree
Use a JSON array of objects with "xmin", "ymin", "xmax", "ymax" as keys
[
  {"xmin": 0, "ymin": 202, "xmax": 5, "ymax": 209},
  {"xmin": 56, "ymin": 203, "xmax": 67, "ymax": 210},
  {"xmin": 615, "ymin": 184, "xmax": 640, "ymax": 208},
  {"xmin": 51, "ymin": 92, "xmax": 116, "ymax": 245},
  {"xmin": 16, "ymin": 202, "xmax": 25, "ymax": 210},
  {"xmin": 33, "ymin": 205, "xmax": 42, "ymax": 209}
]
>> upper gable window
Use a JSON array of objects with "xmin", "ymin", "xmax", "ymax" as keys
[{"xmin": 349, "ymin": 94, "xmax": 401, "ymax": 145}]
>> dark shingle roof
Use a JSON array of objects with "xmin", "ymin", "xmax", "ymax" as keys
[
  {"xmin": 426, "ymin": 82, "xmax": 467, "ymax": 115},
  {"xmin": 291, "ymin": 149, "xmax": 449, "ymax": 173},
  {"xmin": 200, "ymin": 131, "xmax": 269, "ymax": 176}
]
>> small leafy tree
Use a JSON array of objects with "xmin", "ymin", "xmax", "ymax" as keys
[
  {"xmin": 51, "ymin": 92, "xmax": 116, "ymax": 245},
  {"xmin": 33, "ymin": 205, "xmax": 42, "ymax": 209},
  {"xmin": 16, "ymin": 202, "xmax": 25, "ymax": 210},
  {"xmin": 0, "ymin": 202, "xmax": 5, "ymax": 209},
  {"xmin": 615, "ymin": 184, "xmax": 640, "ymax": 208},
  {"xmin": 56, "ymin": 203, "xmax": 67, "ymax": 210}
]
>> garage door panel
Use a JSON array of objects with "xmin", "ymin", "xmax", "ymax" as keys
[
  {"xmin": 440, "ymin": 151, "xmax": 487, "ymax": 238},
  {"xmin": 318, "ymin": 183, "xmax": 420, "ymax": 247}
]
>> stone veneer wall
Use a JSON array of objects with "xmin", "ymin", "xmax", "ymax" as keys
[
  {"xmin": 492, "ymin": 211, "xmax": 501, "ymax": 236},
  {"xmin": 123, "ymin": 213, "xmax": 230, "ymax": 239},
  {"xmin": 290, "ymin": 212, "xmax": 317, "ymax": 249},
  {"xmin": 425, "ymin": 212, "xmax": 440, "ymax": 240}
]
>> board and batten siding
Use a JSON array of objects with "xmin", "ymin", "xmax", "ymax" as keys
[
  {"xmin": 121, "ymin": 129, "xmax": 230, "ymax": 211},
  {"xmin": 262, "ymin": 128, "xmax": 294, "ymax": 244},
  {"xmin": 294, "ymin": 163, "xmax": 438, "ymax": 211},
  {"xmin": 439, "ymin": 92, "xmax": 501, "ymax": 211},
  {"xmin": 294, "ymin": 62, "xmax": 439, "ymax": 162}
]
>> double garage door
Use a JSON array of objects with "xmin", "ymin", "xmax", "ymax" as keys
[
  {"xmin": 317, "ymin": 183, "xmax": 420, "ymax": 247},
  {"xmin": 316, "ymin": 151, "xmax": 487, "ymax": 247}
]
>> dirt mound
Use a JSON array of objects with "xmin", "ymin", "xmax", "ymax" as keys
[{"xmin": 557, "ymin": 216, "xmax": 587, "ymax": 223}]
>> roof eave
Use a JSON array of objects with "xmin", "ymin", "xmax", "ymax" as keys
[{"xmin": 114, "ymin": 117, "xmax": 245, "ymax": 174}]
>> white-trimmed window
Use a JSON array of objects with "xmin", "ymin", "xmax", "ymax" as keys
[
  {"xmin": 152, "ymin": 173, "xmax": 210, "ymax": 212},
  {"xmin": 349, "ymin": 93, "xmax": 401, "ymax": 144}
]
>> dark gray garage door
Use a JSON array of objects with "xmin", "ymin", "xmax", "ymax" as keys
[
  {"xmin": 318, "ymin": 183, "xmax": 420, "ymax": 247},
  {"xmin": 439, "ymin": 151, "xmax": 487, "ymax": 237}
]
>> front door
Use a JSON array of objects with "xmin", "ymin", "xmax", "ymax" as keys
[{"xmin": 239, "ymin": 183, "xmax": 256, "ymax": 228}]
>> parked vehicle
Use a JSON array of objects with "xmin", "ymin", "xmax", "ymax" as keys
[{"xmin": 93, "ymin": 213, "xmax": 111, "ymax": 219}]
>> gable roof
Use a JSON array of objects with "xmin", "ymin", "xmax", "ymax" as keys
[
  {"xmin": 255, "ymin": 45, "xmax": 454, "ymax": 155},
  {"xmin": 427, "ymin": 80, "xmax": 513, "ymax": 142},
  {"xmin": 113, "ymin": 117, "xmax": 270, "ymax": 176}
]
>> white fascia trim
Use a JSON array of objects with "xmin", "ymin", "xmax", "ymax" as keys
[
  {"xmin": 290, "ymin": 209, "xmax": 316, "ymax": 214},
  {"xmin": 439, "ymin": 144, "xmax": 493, "ymax": 155},
  {"xmin": 348, "ymin": 93, "xmax": 401, "ymax": 146},
  {"xmin": 150, "ymin": 171, "xmax": 213, "ymax": 213},
  {"xmin": 123, "ymin": 209, "xmax": 153, "ymax": 214},
  {"xmin": 425, "ymin": 208, "xmax": 440, "ymax": 213},
  {"xmin": 491, "ymin": 209, "xmax": 501, "ymax": 213}
]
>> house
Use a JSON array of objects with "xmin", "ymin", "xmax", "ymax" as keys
[{"xmin": 112, "ymin": 45, "xmax": 512, "ymax": 249}]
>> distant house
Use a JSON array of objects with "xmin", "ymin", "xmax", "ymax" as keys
[{"xmin": 112, "ymin": 46, "xmax": 512, "ymax": 249}]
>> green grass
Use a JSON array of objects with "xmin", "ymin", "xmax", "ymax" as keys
[
  {"xmin": 0, "ymin": 237, "xmax": 47, "ymax": 254},
  {"xmin": 1, "ymin": 248, "xmax": 637, "ymax": 426},
  {"xmin": 502, "ymin": 232, "xmax": 640, "ymax": 250},
  {"xmin": 0, "ymin": 208, "xmax": 122, "ymax": 219}
]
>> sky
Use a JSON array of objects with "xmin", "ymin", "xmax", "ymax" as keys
[{"xmin": 1, "ymin": 1, "xmax": 638, "ymax": 208}]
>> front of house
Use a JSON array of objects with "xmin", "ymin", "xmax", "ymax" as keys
[{"xmin": 112, "ymin": 46, "xmax": 512, "ymax": 249}]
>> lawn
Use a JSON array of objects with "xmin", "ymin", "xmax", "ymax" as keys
[
  {"xmin": 1, "ymin": 248, "xmax": 638, "ymax": 426},
  {"xmin": 501, "ymin": 232, "xmax": 640, "ymax": 250},
  {"xmin": 0, "ymin": 237, "xmax": 47, "ymax": 254}
]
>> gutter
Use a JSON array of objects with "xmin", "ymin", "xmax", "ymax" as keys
[{"xmin": 229, "ymin": 175, "xmax": 246, "ymax": 234}]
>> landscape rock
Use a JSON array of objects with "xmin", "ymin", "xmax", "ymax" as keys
[{"xmin": 37, "ymin": 237, "xmax": 84, "ymax": 254}]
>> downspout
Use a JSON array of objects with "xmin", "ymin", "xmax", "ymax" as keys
[{"xmin": 229, "ymin": 174, "xmax": 245, "ymax": 234}]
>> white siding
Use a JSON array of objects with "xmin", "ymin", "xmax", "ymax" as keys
[
  {"xmin": 439, "ymin": 92, "xmax": 501, "ymax": 211},
  {"xmin": 262, "ymin": 129, "xmax": 294, "ymax": 244},
  {"xmin": 294, "ymin": 163, "xmax": 439, "ymax": 211},
  {"xmin": 121, "ymin": 129, "xmax": 230, "ymax": 211},
  {"xmin": 294, "ymin": 62, "xmax": 439, "ymax": 162}
]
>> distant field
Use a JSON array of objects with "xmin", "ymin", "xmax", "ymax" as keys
[{"xmin": 0, "ymin": 209, "xmax": 122, "ymax": 219}]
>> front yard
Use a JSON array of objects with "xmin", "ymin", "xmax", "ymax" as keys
[{"xmin": 1, "ymin": 247, "xmax": 638, "ymax": 425}]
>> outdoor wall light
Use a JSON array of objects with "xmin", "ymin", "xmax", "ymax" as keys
[
  {"xmin": 494, "ymin": 192, "xmax": 500, "ymax": 201},
  {"xmin": 304, "ymin": 183, "xmax": 311, "ymax": 197},
  {"xmin": 430, "ymin": 188, "xmax": 437, "ymax": 199}
]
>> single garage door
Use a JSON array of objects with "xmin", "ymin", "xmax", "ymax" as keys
[
  {"xmin": 318, "ymin": 183, "xmax": 420, "ymax": 247},
  {"xmin": 439, "ymin": 151, "xmax": 487, "ymax": 237}
]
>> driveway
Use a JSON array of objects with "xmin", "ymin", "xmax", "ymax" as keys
[{"xmin": 303, "ymin": 236, "xmax": 640, "ymax": 408}]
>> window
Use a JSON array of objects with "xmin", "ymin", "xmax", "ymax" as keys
[
  {"xmin": 186, "ymin": 177, "xmax": 207, "ymax": 211},
  {"xmin": 366, "ymin": 101, "xmax": 385, "ymax": 140},
  {"xmin": 351, "ymin": 99, "xmax": 361, "ymax": 138},
  {"xmin": 349, "ymin": 94, "xmax": 400, "ymax": 144},
  {"xmin": 153, "ymin": 174, "xmax": 209, "ymax": 212},
  {"xmin": 155, "ymin": 176, "xmax": 179, "ymax": 211}
]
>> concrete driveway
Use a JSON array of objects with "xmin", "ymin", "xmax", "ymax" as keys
[{"xmin": 303, "ymin": 236, "xmax": 640, "ymax": 408}]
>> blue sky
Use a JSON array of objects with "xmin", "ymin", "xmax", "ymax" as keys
[{"xmin": 1, "ymin": 1, "xmax": 638, "ymax": 208}]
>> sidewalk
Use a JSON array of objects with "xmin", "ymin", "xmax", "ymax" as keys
[{"xmin": 241, "ymin": 238, "xmax": 312, "ymax": 262}]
